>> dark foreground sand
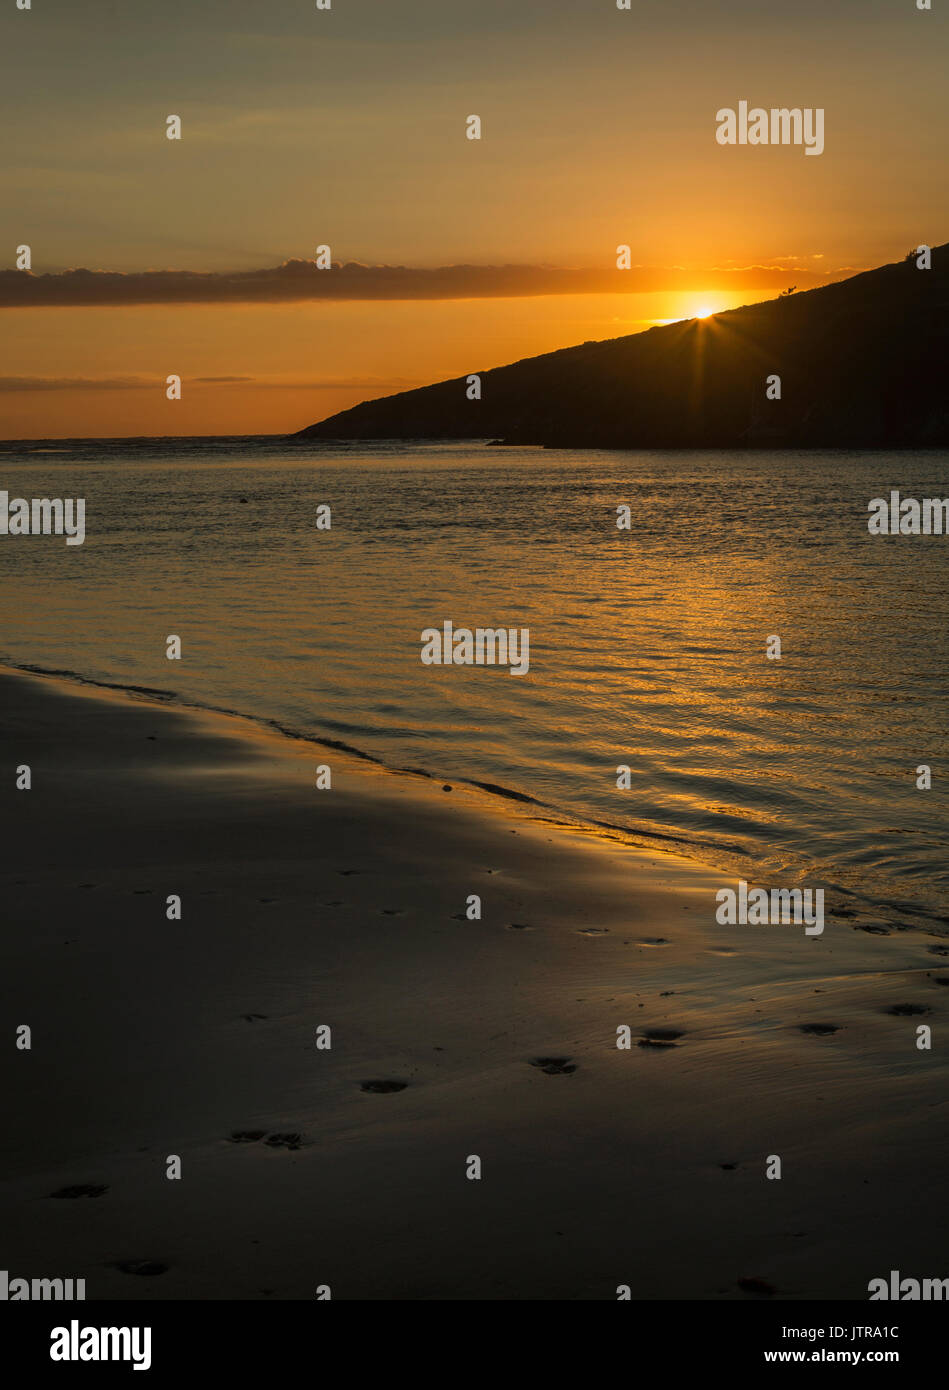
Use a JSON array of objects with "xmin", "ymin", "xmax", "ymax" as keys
[{"xmin": 1, "ymin": 666, "xmax": 947, "ymax": 1301}]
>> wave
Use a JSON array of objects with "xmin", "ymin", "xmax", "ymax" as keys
[{"xmin": 4, "ymin": 657, "xmax": 942, "ymax": 940}]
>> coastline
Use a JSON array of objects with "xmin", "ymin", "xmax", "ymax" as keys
[{"xmin": 2, "ymin": 665, "xmax": 947, "ymax": 1300}]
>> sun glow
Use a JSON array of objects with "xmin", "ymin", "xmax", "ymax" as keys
[{"xmin": 650, "ymin": 298, "xmax": 728, "ymax": 327}]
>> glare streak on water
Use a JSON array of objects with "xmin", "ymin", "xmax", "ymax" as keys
[{"xmin": 0, "ymin": 436, "xmax": 946, "ymax": 931}]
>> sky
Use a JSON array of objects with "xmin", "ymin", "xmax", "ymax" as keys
[{"xmin": 1, "ymin": 0, "xmax": 946, "ymax": 437}]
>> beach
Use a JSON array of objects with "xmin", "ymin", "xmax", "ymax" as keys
[{"xmin": 2, "ymin": 663, "xmax": 947, "ymax": 1301}]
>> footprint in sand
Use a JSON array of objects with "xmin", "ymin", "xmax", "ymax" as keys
[
  {"xmin": 227, "ymin": 1130, "xmax": 267, "ymax": 1143},
  {"xmin": 639, "ymin": 937, "xmax": 671, "ymax": 947},
  {"xmin": 927, "ymin": 946, "xmax": 949, "ymax": 957},
  {"xmin": 49, "ymin": 1184, "xmax": 108, "ymax": 1199},
  {"xmin": 529, "ymin": 1057, "xmax": 577, "ymax": 1075},
  {"xmin": 360, "ymin": 1080, "xmax": 408, "ymax": 1093},
  {"xmin": 241, "ymin": 1013, "xmax": 268, "ymax": 1022},
  {"xmin": 578, "ymin": 928, "xmax": 608, "ymax": 936},
  {"xmin": 507, "ymin": 922, "xmax": 532, "ymax": 931},
  {"xmin": 380, "ymin": 908, "xmax": 404, "ymax": 917},
  {"xmin": 932, "ymin": 976, "xmax": 949, "ymax": 986},
  {"xmin": 738, "ymin": 1276, "xmax": 776, "ymax": 1296},
  {"xmin": 112, "ymin": 1260, "xmax": 168, "ymax": 1277},
  {"xmin": 264, "ymin": 1133, "xmax": 303, "ymax": 1150},
  {"xmin": 885, "ymin": 1003, "xmax": 931, "ymax": 1016},
  {"xmin": 338, "ymin": 869, "xmax": 360, "ymax": 876},
  {"xmin": 799, "ymin": 1023, "xmax": 841, "ymax": 1036},
  {"xmin": 638, "ymin": 1028, "xmax": 684, "ymax": 1049}
]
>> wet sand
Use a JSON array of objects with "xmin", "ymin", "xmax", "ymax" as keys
[{"xmin": 1, "ymin": 665, "xmax": 947, "ymax": 1300}]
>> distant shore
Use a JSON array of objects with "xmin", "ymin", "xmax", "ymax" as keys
[
  {"xmin": 2, "ymin": 665, "xmax": 946, "ymax": 1300},
  {"xmin": 296, "ymin": 246, "xmax": 949, "ymax": 450}
]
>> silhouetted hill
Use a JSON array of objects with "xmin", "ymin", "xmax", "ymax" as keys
[{"xmin": 295, "ymin": 246, "xmax": 949, "ymax": 448}]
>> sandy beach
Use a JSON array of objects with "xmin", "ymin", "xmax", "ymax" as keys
[{"xmin": 2, "ymin": 664, "xmax": 947, "ymax": 1301}]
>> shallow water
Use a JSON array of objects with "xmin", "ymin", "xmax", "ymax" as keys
[{"xmin": 1, "ymin": 436, "xmax": 946, "ymax": 931}]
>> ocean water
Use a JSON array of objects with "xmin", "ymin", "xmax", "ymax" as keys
[{"xmin": 1, "ymin": 436, "xmax": 947, "ymax": 932}]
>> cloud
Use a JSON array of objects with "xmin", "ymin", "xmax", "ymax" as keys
[
  {"xmin": 0, "ymin": 376, "xmax": 152, "ymax": 391},
  {"xmin": 191, "ymin": 375, "xmax": 256, "ymax": 384},
  {"xmin": 0, "ymin": 259, "xmax": 836, "ymax": 309},
  {"xmin": 0, "ymin": 374, "xmax": 416, "ymax": 393}
]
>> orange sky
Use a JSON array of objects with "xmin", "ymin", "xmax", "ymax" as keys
[
  {"xmin": 0, "ymin": 287, "xmax": 812, "ymax": 438},
  {"xmin": 1, "ymin": 0, "xmax": 945, "ymax": 438}
]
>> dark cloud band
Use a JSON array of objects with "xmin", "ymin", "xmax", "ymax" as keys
[{"xmin": 0, "ymin": 260, "xmax": 829, "ymax": 309}]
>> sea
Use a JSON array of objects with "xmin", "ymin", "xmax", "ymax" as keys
[{"xmin": 1, "ymin": 435, "xmax": 946, "ymax": 933}]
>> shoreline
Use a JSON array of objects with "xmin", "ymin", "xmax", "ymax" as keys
[
  {"xmin": 0, "ymin": 658, "xmax": 731, "ymax": 862},
  {"xmin": 3, "ymin": 658, "xmax": 928, "ymax": 935},
  {"xmin": 2, "ymin": 665, "xmax": 948, "ymax": 1300}
]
